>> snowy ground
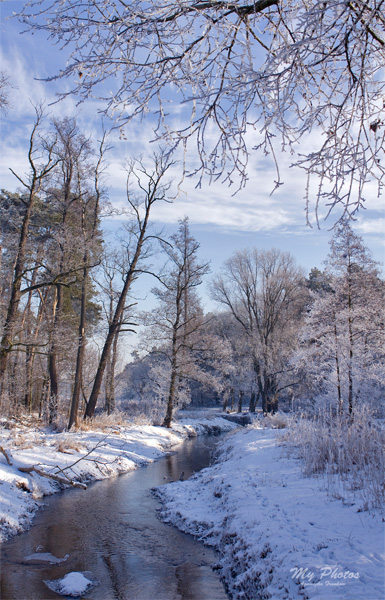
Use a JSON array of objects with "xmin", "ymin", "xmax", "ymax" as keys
[
  {"xmin": 157, "ymin": 424, "xmax": 384, "ymax": 600},
  {"xmin": 0, "ymin": 413, "xmax": 237, "ymax": 543}
]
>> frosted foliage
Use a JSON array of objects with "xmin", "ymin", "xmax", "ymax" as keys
[
  {"xmin": 18, "ymin": 1, "xmax": 385, "ymax": 217},
  {"xmin": 296, "ymin": 222, "xmax": 385, "ymax": 412},
  {"xmin": 285, "ymin": 405, "xmax": 385, "ymax": 509},
  {"xmin": 212, "ymin": 248, "xmax": 306, "ymax": 411}
]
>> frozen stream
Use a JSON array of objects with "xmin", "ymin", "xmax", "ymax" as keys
[{"xmin": 0, "ymin": 434, "xmax": 229, "ymax": 600}]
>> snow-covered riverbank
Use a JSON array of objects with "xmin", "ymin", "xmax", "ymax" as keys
[
  {"xmin": 0, "ymin": 414, "xmax": 237, "ymax": 542},
  {"xmin": 157, "ymin": 425, "xmax": 384, "ymax": 600}
]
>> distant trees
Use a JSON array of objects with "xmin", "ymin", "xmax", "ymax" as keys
[
  {"xmin": 208, "ymin": 312, "xmax": 255, "ymax": 413},
  {"xmin": 299, "ymin": 222, "xmax": 385, "ymax": 414},
  {"xmin": 211, "ymin": 248, "xmax": 306, "ymax": 413},
  {"xmin": 1, "ymin": 114, "xmax": 383, "ymax": 426}
]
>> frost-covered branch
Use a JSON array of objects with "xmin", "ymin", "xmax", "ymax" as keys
[{"xmin": 16, "ymin": 0, "xmax": 385, "ymax": 216}]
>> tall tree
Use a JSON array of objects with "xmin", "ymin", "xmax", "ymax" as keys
[
  {"xmin": 18, "ymin": 1, "xmax": 385, "ymax": 216},
  {"xmin": 145, "ymin": 217, "xmax": 210, "ymax": 427},
  {"xmin": 300, "ymin": 222, "xmax": 385, "ymax": 414},
  {"xmin": 95, "ymin": 250, "xmax": 137, "ymax": 417},
  {"xmin": 0, "ymin": 107, "xmax": 59, "ymax": 389},
  {"xmin": 45, "ymin": 117, "xmax": 94, "ymax": 424},
  {"xmin": 84, "ymin": 153, "xmax": 174, "ymax": 419},
  {"xmin": 328, "ymin": 222, "xmax": 370, "ymax": 413},
  {"xmin": 211, "ymin": 248, "xmax": 306, "ymax": 412},
  {"xmin": 68, "ymin": 133, "xmax": 107, "ymax": 429}
]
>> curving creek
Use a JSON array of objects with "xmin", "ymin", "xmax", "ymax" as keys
[{"xmin": 0, "ymin": 434, "xmax": 229, "ymax": 600}]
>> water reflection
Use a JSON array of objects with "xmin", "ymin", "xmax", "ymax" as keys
[{"xmin": 0, "ymin": 435, "xmax": 228, "ymax": 600}]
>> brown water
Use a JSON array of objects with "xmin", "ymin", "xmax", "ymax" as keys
[{"xmin": 0, "ymin": 435, "xmax": 228, "ymax": 600}]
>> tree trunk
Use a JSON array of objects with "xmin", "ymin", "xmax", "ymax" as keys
[
  {"xmin": 84, "ymin": 199, "xmax": 152, "ymax": 420},
  {"xmin": 21, "ymin": 254, "xmax": 44, "ymax": 411},
  {"xmin": 105, "ymin": 321, "xmax": 120, "ymax": 415},
  {"xmin": 48, "ymin": 285, "xmax": 60, "ymax": 424},
  {"xmin": 348, "ymin": 316, "xmax": 354, "ymax": 415},
  {"xmin": 223, "ymin": 391, "xmax": 229, "ymax": 412},
  {"xmin": 0, "ymin": 195, "xmax": 36, "ymax": 383},
  {"xmin": 39, "ymin": 373, "xmax": 50, "ymax": 419},
  {"xmin": 334, "ymin": 323, "xmax": 343, "ymax": 414},
  {"xmin": 249, "ymin": 391, "xmax": 257, "ymax": 413},
  {"xmin": 237, "ymin": 390, "xmax": 243, "ymax": 413},
  {"xmin": 162, "ymin": 301, "xmax": 181, "ymax": 428},
  {"xmin": 163, "ymin": 365, "xmax": 177, "ymax": 428},
  {"xmin": 68, "ymin": 262, "xmax": 87, "ymax": 429}
]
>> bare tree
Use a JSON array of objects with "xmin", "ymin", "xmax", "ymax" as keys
[
  {"xmin": 84, "ymin": 152, "xmax": 174, "ymax": 420},
  {"xmin": 68, "ymin": 133, "xmax": 109, "ymax": 429},
  {"xmin": 144, "ymin": 217, "xmax": 210, "ymax": 427},
  {"xmin": 211, "ymin": 248, "xmax": 306, "ymax": 412},
  {"xmin": 94, "ymin": 250, "xmax": 137, "ymax": 418},
  {"xmin": 17, "ymin": 1, "xmax": 385, "ymax": 218}
]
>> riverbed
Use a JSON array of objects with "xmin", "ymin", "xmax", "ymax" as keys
[{"xmin": 0, "ymin": 434, "xmax": 229, "ymax": 600}]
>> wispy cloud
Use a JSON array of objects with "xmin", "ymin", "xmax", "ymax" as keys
[{"xmin": 355, "ymin": 217, "xmax": 385, "ymax": 236}]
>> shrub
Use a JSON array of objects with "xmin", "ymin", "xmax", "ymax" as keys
[{"xmin": 283, "ymin": 404, "xmax": 385, "ymax": 509}]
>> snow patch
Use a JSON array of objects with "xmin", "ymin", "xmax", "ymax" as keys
[
  {"xmin": 44, "ymin": 571, "xmax": 95, "ymax": 597},
  {"xmin": 25, "ymin": 552, "xmax": 69, "ymax": 564}
]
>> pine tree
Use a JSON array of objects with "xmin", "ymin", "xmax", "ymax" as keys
[{"xmin": 299, "ymin": 221, "xmax": 384, "ymax": 413}]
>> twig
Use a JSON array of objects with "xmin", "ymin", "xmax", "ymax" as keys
[
  {"xmin": 18, "ymin": 464, "xmax": 87, "ymax": 489},
  {"xmin": 58, "ymin": 434, "xmax": 111, "ymax": 472}
]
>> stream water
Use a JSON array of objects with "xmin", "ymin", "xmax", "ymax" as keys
[{"xmin": 0, "ymin": 434, "xmax": 228, "ymax": 600}]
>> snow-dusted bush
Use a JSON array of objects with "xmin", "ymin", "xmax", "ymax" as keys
[
  {"xmin": 284, "ymin": 405, "xmax": 385, "ymax": 509},
  {"xmin": 75, "ymin": 411, "xmax": 130, "ymax": 432},
  {"xmin": 262, "ymin": 411, "xmax": 288, "ymax": 429},
  {"xmin": 55, "ymin": 434, "xmax": 86, "ymax": 454}
]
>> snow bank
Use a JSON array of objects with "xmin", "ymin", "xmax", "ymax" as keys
[
  {"xmin": 176, "ymin": 414, "xmax": 240, "ymax": 436},
  {"xmin": 157, "ymin": 426, "xmax": 384, "ymax": 600},
  {"xmin": 0, "ymin": 414, "xmax": 237, "ymax": 542}
]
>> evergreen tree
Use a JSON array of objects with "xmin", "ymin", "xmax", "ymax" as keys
[{"xmin": 299, "ymin": 221, "xmax": 384, "ymax": 414}]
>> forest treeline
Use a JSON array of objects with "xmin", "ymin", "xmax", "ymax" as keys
[{"xmin": 1, "ymin": 113, "xmax": 384, "ymax": 429}]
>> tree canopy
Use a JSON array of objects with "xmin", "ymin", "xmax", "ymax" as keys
[{"xmin": 17, "ymin": 0, "xmax": 385, "ymax": 219}]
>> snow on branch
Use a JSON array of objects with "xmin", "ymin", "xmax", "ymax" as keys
[{"xmin": 16, "ymin": 0, "xmax": 385, "ymax": 218}]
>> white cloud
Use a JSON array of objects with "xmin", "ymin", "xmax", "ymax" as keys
[{"xmin": 355, "ymin": 217, "xmax": 385, "ymax": 236}]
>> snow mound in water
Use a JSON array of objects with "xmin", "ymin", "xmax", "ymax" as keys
[
  {"xmin": 44, "ymin": 571, "xmax": 95, "ymax": 596},
  {"xmin": 25, "ymin": 552, "xmax": 69, "ymax": 564}
]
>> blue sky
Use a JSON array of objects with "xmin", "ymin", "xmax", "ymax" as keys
[{"xmin": 1, "ymin": 0, "xmax": 384, "ymax": 313}]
